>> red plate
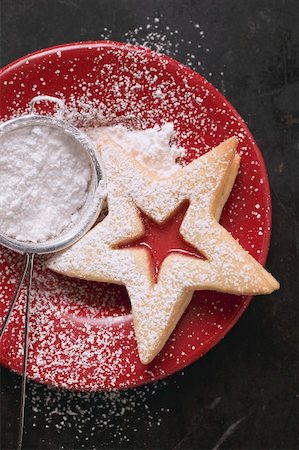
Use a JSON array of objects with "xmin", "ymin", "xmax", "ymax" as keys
[{"xmin": 0, "ymin": 41, "xmax": 271, "ymax": 391}]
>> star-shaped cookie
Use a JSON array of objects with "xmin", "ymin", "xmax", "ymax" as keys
[{"xmin": 48, "ymin": 136, "xmax": 279, "ymax": 364}]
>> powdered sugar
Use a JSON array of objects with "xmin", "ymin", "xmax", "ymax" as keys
[
  {"xmin": 0, "ymin": 125, "xmax": 91, "ymax": 243},
  {"xmin": 25, "ymin": 376, "xmax": 173, "ymax": 446},
  {"xmin": 86, "ymin": 122, "xmax": 185, "ymax": 176},
  {"xmin": 121, "ymin": 16, "xmax": 208, "ymax": 71}
]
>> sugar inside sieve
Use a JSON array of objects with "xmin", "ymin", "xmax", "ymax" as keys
[{"xmin": 0, "ymin": 96, "xmax": 106, "ymax": 449}]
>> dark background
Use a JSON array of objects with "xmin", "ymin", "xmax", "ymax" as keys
[{"xmin": 0, "ymin": 0, "xmax": 298, "ymax": 449}]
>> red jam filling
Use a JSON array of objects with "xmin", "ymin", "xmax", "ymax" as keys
[{"xmin": 118, "ymin": 201, "xmax": 206, "ymax": 282}]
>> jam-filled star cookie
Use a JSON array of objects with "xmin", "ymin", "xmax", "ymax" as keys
[{"xmin": 48, "ymin": 136, "xmax": 279, "ymax": 364}]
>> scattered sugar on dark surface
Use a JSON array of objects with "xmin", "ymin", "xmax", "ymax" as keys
[
  {"xmin": 31, "ymin": 383, "xmax": 161, "ymax": 442},
  {"xmin": 21, "ymin": 376, "xmax": 179, "ymax": 448}
]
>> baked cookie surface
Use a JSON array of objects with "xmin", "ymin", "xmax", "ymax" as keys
[{"xmin": 48, "ymin": 137, "xmax": 279, "ymax": 364}]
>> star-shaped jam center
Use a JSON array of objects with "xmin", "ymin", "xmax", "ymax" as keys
[{"xmin": 118, "ymin": 201, "xmax": 206, "ymax": 282}]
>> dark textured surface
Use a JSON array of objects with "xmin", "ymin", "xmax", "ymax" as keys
[{"xmin": 0, "ymin": 0, "xmax": 299, "ymax": 449}]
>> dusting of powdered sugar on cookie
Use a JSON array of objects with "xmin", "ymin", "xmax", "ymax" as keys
[{"xmin": 85, "ymin": 123, "xmax": 185, "ymax": 176}]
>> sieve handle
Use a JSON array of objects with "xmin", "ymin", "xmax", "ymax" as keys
[
  {"xmin": 0, "ymin": 254, "xmax": 30, "ymax": 339},
  {"xmin": 0, "ymin": 253, "xmax": 35, "ymax": 450},
  {"xmin": 17, "ymin": 253, "xmax": 35, "ymax": 450},
  {"xmin": 29, "ymin": 95, "xmax": 65, "ymax": 116}
]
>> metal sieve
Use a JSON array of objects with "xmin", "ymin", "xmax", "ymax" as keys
[{"xmin": 0, "ymin": 96, "xmax": 106, "ymax": 449}]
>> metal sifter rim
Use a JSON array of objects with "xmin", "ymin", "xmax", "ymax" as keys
[{"xmin": 0, "ymin": 106, "xmax": 106, "ymax": 254}]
